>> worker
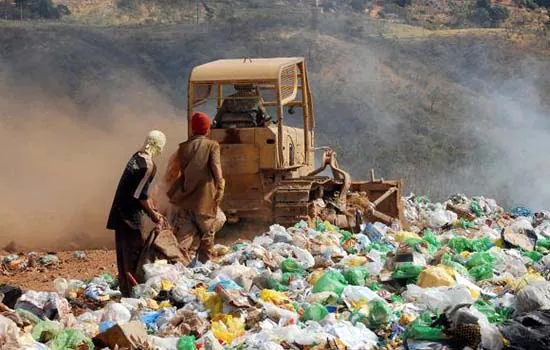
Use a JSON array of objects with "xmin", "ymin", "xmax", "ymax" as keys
[
  {"xmin": 106, "ymin": 130, "xmax": 166, "ymax": 297},
  {"xmin": 167, "ymin": 112, "xmax": 226, "ymax": 266},
  {"xmin": 213, "ymin": 84, "xmax": 271, "ymax": 128}
]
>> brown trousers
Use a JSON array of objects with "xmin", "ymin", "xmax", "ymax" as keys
[
  {"xmin": 115, "ymin": 228, "xmax": 144, "ymax": 297},
  {"xmin": 171, "ymin": 208, "xmax": 226, "ymax": 265}
]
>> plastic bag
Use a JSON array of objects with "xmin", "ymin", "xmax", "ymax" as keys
[
  {"xmin": 403, "ymin": 284, "xmax": 475, "ymax": 312},
  {"xmin": 341, "ymin": 285, "xmax": 380, "ymax": 310},
  {"xmin": 31, "ymin": 320, "xmax": 61, "ymax": 342},
  {"xmin": 267, "ymin": 278, "xmax": 289, "ymax": 292},
  {"xmin": 473, "ymin": 299, "xmax": 511, "ymax": 324},
  {"xmin": 537, "ymin": 237, "xmax": 550, "ymax": 249},
  {"xmin": 177, "ymin": 335, "xmax": 197, "ymax": 350},
  {"xmin": 465, "ymin": 252, "xmax": 496, "ymax": 269},
  {"xmin": 207, "ymin": 279, "xmax": 242, "ymax": 292},
  {"xmin": 211, "ymin": 315, "xmax": 245, "ymax": 344},
  {"xmin": 469, "ymin": 263, "xmax": 493, "ymax": 281},
  {"xmin": 523, "ymin": 250, "xmax": 543, "ymax": 262},
  {"xmin": 49, "ymin": 329, "xmax": 94, "ymax": 350},
  {"xmin": 395, "ymin": 231, "xmax": 421, "ymax": 243},
  {"xmin": 404, "ymin": 312, "xmax": 445, "ymax": 341},
  {"xmin": 312, "ymin": 270, "xmax": 348, "ymax": 296},
  {"xmin": 193, "ymin": 288, "xmax": 223, "ymax": 317},
  {"xmin": 280, "ymin": 259, "xmax": 305, "ymax": 275},
  {"xmin": 0, "ymin": 315, "xmax": 21, "ymax": 348},
  {"xmin": 99, "ymin": 273, "xmax": 117, "ymax": 288},
  {"xmin": 417, "ymin": 265, "xmax": 456, "ymax": 288},
  {"xmin": 368, "ymin": 299, "xmax": 392, "ymax": 326},
  {"xmin": 324, "ymin": 321, "xmax": 378, "ymax": 348},
  {"xmin": 101, "ymin": 302, "xmax": 131, "ymax": 325},
  {"xmin": 300, "ymin": 303, "xmax": 328, "ymax": 322},
  {"xmin": 259, "ymin": 289, "xmax": 290, "ymax": 306},
  {"xmin": 441, "ymin": 254, "xmax": 469, "ymax": 276},
  {"xmin": 392, "ymin": 263, "xmax": 424, "ymax": 281},
  {"xmin": 449, "ymin": 236, "xmax": 492, "ymax": 253},
  {"xmin": 515, "ymin": 281, "xmax": 550, "ymax": 315},
  {"xmin": 344, "ymin": 268, "xmax": 369, "ymax": 286}
]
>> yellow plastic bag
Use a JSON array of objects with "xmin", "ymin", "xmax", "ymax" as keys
[
  {"xmin": 394, "ymin": 231, "xmax": 421, "ymax": 243},
  {"xmin": 342, "ymin": 255, "xmax": 368, "ymax": 267},
  {"xmin": 211, "ymin": 315, "xmax": 245, "ymax": 344},
  {"xmin": 324, "ymin": 221, "xmax": 336, "ymax": 232},
  {"xmin": 194, "ymin": 287, "xmax": 223, "ymax": 316},
  {"xmin": 515, "ymin": 272, "xmax": 545, "ymax": 291},
  {"xmin": 417, "ymin": 265, "xmax": 456, "ymax": 288},
  {"xmin": 259, "ymin": 289, "xmax": 289, "ymax": 306},
  {"xmin": 161, "ymin": 280, "xmax": 174, "ymax": 291}
]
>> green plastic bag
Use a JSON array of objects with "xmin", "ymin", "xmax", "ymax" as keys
[
  {"xmin": 474, "ymin": 299, "xmax": 511, "ymax": 324},
  {"xmin": 470, "ymin": 238, "xmax": 493, "ymax": 252},
  {"xmin": 391, "ymin": 294, "xmax": 404, "ymax": 303},
  {"xmin": 301, "ymin": 303, "xmax": 329, "ymax": 322},
  {"xmin": 366, "ymin": 243, "xmax": 391, "ymax": 253},
  {"xmin": 50, "ymin": 329, "xmax": 94, "ymax": 350},
  {"xmin": 267, "ymin": 278, "xmax": 289, "ymax": 292},
  {"xmin": 404, "ymin": 312, "xmax": 445, "ymax": 341},
  {"xmin": 471, "ymin": 200, "xmax": 483, "ymax": 217},
  {"xmin": 367, "ymin": 282, "xmax": 381, "ymax": 291},
  {"xmin": 280, "ymin": 272, "xmax": 303, "ymax": 285},
  {"xmin": 458, "ymin": 218, "xmax": 475, "ymax": 229},
  {"xmin": 392, "ymin": 263, "xmax": 424, "ymax": 281},
  {"xmin": 15, "ymin": 308, "xmax": 41, "ymax": 325},
  {"xmin": 177, "ymin": 335, "xmax": 197, "ymax": 350},
  {"xmin": 99, "ymin": 272, "xmax": 117, "ymax": 288},
  {"xmin": 449, "ymin": 237, "xmax": 471, "ymax": 253},
  {"xmin": 423, "ymin": 229, "xmax": 440, "ymax": 248},
  {"xmin": 469, "ymin": 263, "xmax": 493, "ymax": 281},
  {"xmin": 465, "ymin": 252, "xmax": 496, "ymax": 269},
  {"xmin": 32, "ymin": 320, "xmax": 61, "ymax": 342},
  {"xmin": 312, "ymin": 270, "xmax": 348, "ymax": 296},
  {"xmin": 537, "ymin": 238, "xmax": 550, "ymax": 249},
  {"xmin": 344, "ymin": 268, "xmax": 369, "ymax": 286},
  {"xmin": 368, "ymin": 299, "xmax": 392, "ymax": 326},
  {"xmin": 449, "ymin": 237, "xmax": 492, "ymax": 253},
  {"xmin": 442, "ymin": 254, "xmax": 469, "ymax": 276},
  {"xmin": 405, "ymin": 322, "xmax": 445, "ymax": 341},
  {"xmin": 404, "ymin": 238, "xmax": 424, "ymax": 247},
  {"xmin": 281, "ymin": 258, "xmax": 304, "ymax": 275},
  {"xmin": 523, "ymin": 250, "xmax": 543, "ymax": 262}
]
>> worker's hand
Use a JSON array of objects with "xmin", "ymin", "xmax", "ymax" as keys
[{"xmin": 150, "ymin": 210, "xmax": 163, "ymax": 224}]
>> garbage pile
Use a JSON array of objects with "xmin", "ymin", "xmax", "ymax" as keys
[
  {"xmin": 2, "ymin": 193, "xmax": 550, "ymax": 349},
  {"xmin": 1, "ymin": 252, "xmax": 63, "ymax": 274}
]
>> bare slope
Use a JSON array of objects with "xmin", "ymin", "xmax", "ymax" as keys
[{"xmin": 1, "ymin": 16, "xmax": 550, "ymax": 249}]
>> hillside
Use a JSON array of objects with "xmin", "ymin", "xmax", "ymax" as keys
[{"xmin": 2, "ymin": 3, "xmax": 550, "ymax": 248}]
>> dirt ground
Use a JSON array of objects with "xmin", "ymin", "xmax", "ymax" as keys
[
  {"xmin": 0, "ymin": 250, "xmax": 118, "ymax": 291},
  {"xmin": 0, "ymin": 222, "xmax": 264, "ymax": 291}
]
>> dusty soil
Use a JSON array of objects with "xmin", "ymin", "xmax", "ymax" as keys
[
  {"xmin": 0, "ymin": 224, "xmax": 264, "ymax": 291},
  {"xmin": 0, "ymin": 250, "xmax": 117, "ymax": 292}
]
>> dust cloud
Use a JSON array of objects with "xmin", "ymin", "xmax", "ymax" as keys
[{"xmin": 0, "ymin": 70, "xmax": 187, "ymax": 251}]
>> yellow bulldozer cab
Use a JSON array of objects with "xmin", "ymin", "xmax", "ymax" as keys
[{"xmin": 188, "ymin": 57, "xmax": 315, "ymax": 169}]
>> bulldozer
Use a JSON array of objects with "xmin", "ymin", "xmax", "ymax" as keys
[{"xmin": 187, "ymin": 57, "xmax": 404, "ymax": 232}]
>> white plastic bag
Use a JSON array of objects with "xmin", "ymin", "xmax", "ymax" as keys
[
  {"xmin": 341, "ymin": 286, "xmax": 382, "ymax": 309},
  {"xmin": 324, "ymin": 321, "xmax": 378, "ymax": 349},
  {"xmin": 101, "ymin": 302, "xmax": 131, "ymax": 324},
  {"xmin": 403, "ymin": 284, "xmax": 474, "ymax": 312}
]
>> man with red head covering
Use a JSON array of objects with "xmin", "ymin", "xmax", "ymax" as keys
[{"xmin": 167, "ymin": 112, "xmax": 226, "ymax": 265}]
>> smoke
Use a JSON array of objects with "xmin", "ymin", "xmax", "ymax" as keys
[{"xmin": 0, "ymin": 64, "xmax": 186, "ymax": 250}]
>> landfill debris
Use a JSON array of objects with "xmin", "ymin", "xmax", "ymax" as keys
[{"xmin": 2, "ymin": 193, "xmax": 550, "ymax": 349}]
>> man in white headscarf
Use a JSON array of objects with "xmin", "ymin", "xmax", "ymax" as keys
[{"xmin": 107, "ymin": 130, "xmax": 167, "ymax": 296}]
